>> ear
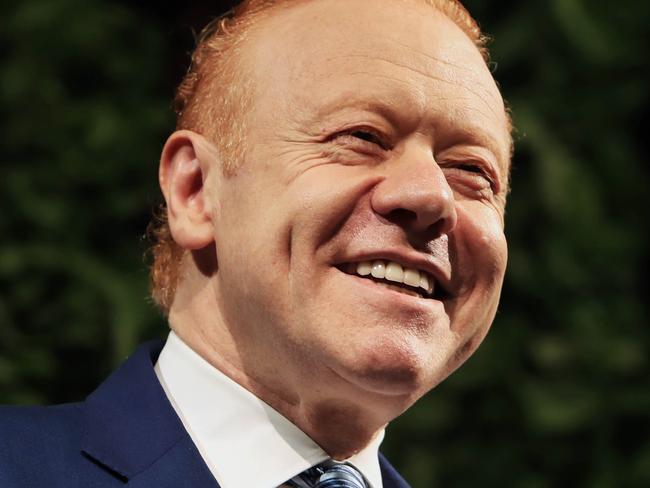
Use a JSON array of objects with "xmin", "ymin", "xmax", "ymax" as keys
[{"xmin": 159, "ymin": 130, "xmax": 219, "ymax": 250}]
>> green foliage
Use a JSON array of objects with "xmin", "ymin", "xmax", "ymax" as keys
[
  {"xmin": 1, "ymin": 0, "xmax": 648, "ymax": 486},
  {"xmin": 0, "ymin": 0, "xmax": 171, "ymax": 403}
]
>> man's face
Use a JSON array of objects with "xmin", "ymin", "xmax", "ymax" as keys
[{"xmin": 209, "ymin": 0, "xmax": 510, "ymax": 406}]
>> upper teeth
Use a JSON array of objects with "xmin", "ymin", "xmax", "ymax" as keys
[{"xmin": 355, "ymin": 260, "xmax": 434, "ymax": 295}]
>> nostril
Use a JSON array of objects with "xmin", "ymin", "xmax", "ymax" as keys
[
  {"xmin": 426, "ymin": 219, "xmax": 451, "ymax": 240},
  {"xmin": 383, "ymin": 208, "xmax": 417, "ymax": 226},
  {"xmin": 381, "ymin": 207, "xmax": 454, "ymax": 239}
]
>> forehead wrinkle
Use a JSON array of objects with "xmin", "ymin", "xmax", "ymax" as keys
[
  {"xmin": 336, "ymin": 71, "xmax": 422, "ymax": 90},
  {"xmin": 297, "ymin": 82, "xmax": 423, "ymax": 131},
  {"xmin": 387, "ymin": 45, "xmax": 503, "ymax": 109},
  {"xmin": 377, "ymin": 21, "xmax": 494, "ymax": 84},
  {"xmin": 388, "ymin": 37, "xmax": 481, "ymax": 74},
  {"xmin": 332, "ymin": 53, "xmax": 503, "ymax": 122},
  {"xmin": 299, "ymin": 68, "xmax": 424, "ymax": 108},
  {"xmin": 326, "ymin": 11, "xmax": 503, "ymax": 107}
]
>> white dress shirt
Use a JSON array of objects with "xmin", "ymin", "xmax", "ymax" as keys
[{"xmin": 154, "ymin": 331, "xmax": 384, "ymax": 488}]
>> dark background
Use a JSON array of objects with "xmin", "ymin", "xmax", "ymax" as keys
[{"xmin": 1, "ymin": 0, "xmax": 648, "ymax": 486}]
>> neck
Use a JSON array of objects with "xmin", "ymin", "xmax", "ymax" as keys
[{"xmin": 297, "ymin": 399, "xmax": 387, "ymax": 459}]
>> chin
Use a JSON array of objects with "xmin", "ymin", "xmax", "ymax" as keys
[{"xmin": 332, "ymin": 336, "xmax": 445, "ymax": 399}]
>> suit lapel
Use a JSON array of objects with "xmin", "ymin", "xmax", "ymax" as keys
[
  {"xmin": 379, "ymin": 452, "xmax": 411, "ymax": 488},
  {"xmin": 126, "ymin": 435, "xmax": 218, "ymax": 487},
  {"xmin": 81, "ymin": 340, "xmax": 218, "ymax": 487}
]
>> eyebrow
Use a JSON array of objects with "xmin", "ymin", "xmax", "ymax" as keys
[
  {"xmin": 311, "ymin": 91, "xmax": 409, "ymax": 129},
  {"xmin": 444, "ymin": 122, "xmax": 510, "ymax": 164}
]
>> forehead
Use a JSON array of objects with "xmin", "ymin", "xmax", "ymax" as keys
[{"xmin": 240, "ymin": 0, "xmax": 510, "ymax": 166}]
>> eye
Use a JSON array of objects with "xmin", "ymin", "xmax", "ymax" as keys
[
  {"xmin": 350, "ymin": 130, "xmax": 383, "ymax": 145},
  {"xmin": 456, "ymin": 163, "xmax": 487, "ymax": 175},
  {"xmin": 444, "ymin": 161, "xmax": 498, "ymax": 192},
  {"xmin": 335, "ymin": 127, "xmax": 389, "ymax": 150}
]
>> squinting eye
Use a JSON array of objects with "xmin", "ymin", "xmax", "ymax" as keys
[
  {"xmin": 350, "ymin": 130, "xmax": 382, "ymax": 145},
  {"xmin": 456, "ymin": 163, "xmax": 485, "ymax": 175},
  {"xmin": 447, "ymin": 162, "xmax": 497, "ymax": 191},
  {"xmin": 336, "ymin": 128, "xmax": 388, "ymax": 150}
]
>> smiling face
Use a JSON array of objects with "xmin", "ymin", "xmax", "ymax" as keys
[{"xmin": 207, "ymin": 0, "xmax": 510, "ymax": 416}]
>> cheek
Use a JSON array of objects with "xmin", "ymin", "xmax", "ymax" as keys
[
  {"xmin": 287, "ymin": 166, "xmax": 382, "ymax": 244},
  {"xmin": 455, "ymin": 203, "xmax": 508, "ymax": 286},
  {"xmin": 436, "ymin": 210, "xmax": 507, "ymax": 380},
  {"xmin": 214, "ymin": 191, "xmax": 296, "ymax": 324},
  {"xmin": 447, "ymin": 204, "xmax": 507, "ymax": 346}
]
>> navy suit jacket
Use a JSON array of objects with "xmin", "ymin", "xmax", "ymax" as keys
[{"xmin": 0, "ymin": 341, "xmax": 410, "ymax": 487}]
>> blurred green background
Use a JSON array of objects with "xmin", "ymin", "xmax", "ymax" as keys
[{"xmin": 1, "ymin": 0, "xmax": 648, "ymax": 486}]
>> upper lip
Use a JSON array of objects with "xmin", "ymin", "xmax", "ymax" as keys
[{"xmin": 333, "ymin": 249, "xmax": 453, "ymax": 296}]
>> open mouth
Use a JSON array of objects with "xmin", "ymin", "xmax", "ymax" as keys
[{"xmin": 338, "ymin": 260, "xmax": 447, "ymax": 300}]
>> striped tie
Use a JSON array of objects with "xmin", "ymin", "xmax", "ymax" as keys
[{"xmin": 287, "ymin": 460, "xmax": 368, "ymax": 488}]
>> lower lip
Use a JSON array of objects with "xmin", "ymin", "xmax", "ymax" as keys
[{"xmin": 340, "ymin": 270, "xmax": 444, "ymax": 311}]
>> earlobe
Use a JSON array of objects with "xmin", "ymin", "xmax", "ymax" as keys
[{"xmin": 159, "ymin": 130, "xmax": 217, "ymax": 250}]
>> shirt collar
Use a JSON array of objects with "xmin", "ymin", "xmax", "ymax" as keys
[{"xmin": 154, "ymin": 331, "xmax": 384, "ymax": 488}]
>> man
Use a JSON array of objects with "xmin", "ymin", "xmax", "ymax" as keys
[{"xmin": 0, "ymin": 0, "xmax": 511, "ymax": 486}]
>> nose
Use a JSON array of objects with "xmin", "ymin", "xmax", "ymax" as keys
[{"xmin": 370, "ymin": 151, "xmax": 458, "ymax": 237}]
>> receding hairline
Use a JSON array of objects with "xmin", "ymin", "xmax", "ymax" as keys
[{"xmin": 177, "ymin": 0, "xmax": 498, "ymax": 143}]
